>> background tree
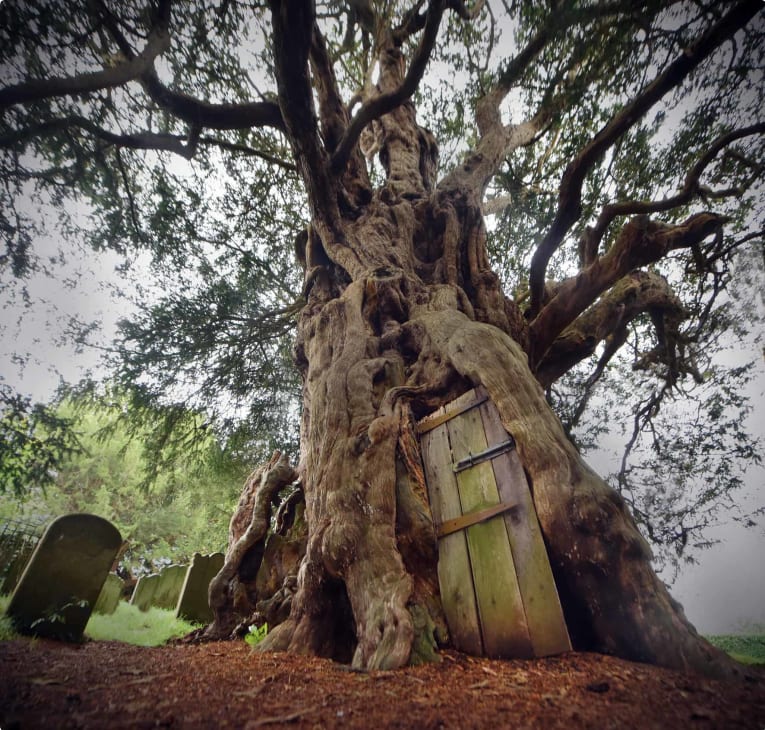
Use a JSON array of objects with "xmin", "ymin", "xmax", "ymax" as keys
[
  {"xmin": 0, "ymin": 383, "xmax": 82, "ymax": 497},
  {"xmin": 1, "ymin": 0, "xmax": 763, "ymax": 676},
  {"xmin": 0, "ymin": 388, "xmax": 249, "ymax": 576}
]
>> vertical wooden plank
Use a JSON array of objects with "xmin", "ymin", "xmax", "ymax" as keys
[
  {"xmin": 447, "ymin": 404, "xmax": 534, "ymax": 659},
  {"xmin": 478, "ymin": 391, "xmax": 572, "ymax": 656},
  {"xmin": 420, "ymin": 422, "xmax": 483, "ymax": 656}
]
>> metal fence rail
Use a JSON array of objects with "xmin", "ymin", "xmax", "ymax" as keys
[{"xmin": 0, "ymin": 517, "xmax": 47, "ymax": 594}]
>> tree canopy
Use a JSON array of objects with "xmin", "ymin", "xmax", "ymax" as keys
[{"xmin": 2, "ymin": 0, "xmax": 762, "ymax": 569}]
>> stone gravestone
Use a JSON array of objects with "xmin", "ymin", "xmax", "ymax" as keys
[
  {"xmin": 175, "ymin": 552, "xmax": 224, "ymax": 624},
  {"xmin": 5, "ymin": 514, "xmax": 122, "ymax": 641},
  {"xmin": 93, "ymin": 573, "xmax": 124, "ymax": 615},
  {"xmin": 153, "ymin": 564, "xmax": 188, "ymax": 610},
  {"xmin": 130, "ymin": 574, "xmax": 161, "ymax": 612}
]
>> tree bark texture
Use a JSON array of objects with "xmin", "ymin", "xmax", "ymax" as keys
[
  {"xmin": 205, "ymin": 452, "xmax": 302, "ymax": 640},
  {"xmin": 246, "ymin": 194, "xmax": 736, "ymax": 676},
  {"xmin": 210, "ymin": 3, "xmax": 743, "ymax": 678}
]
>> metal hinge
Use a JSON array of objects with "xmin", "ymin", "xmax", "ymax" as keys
[{"xmin": 452, "ymin": 437, "xmax": 515, "ymax": 473}]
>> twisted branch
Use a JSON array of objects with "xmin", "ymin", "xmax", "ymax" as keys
[{"xmin": 528, "ymin": 0, "xmax": 763, "ymax": 318}]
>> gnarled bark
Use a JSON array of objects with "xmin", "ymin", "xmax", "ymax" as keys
[
  {"xmin": 202, "ymin": 0, "xmax": 752, "ymax": 680},
  {"xmin": 204, "ymin": 452, "xmax": 299, "ymax": 640},
  {"xmin": 245, "ymin": 187, "xmax": 739, "ymax": 677}
]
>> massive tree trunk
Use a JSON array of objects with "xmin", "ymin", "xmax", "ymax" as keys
[
  {"xmin": 203, "ymin": 2, "xmax": 744, "ymax": 679},
  {"xmin": 208, "ymin": 177, "xmax": 738, "ymax": 676},
  {"xmin": 208, "ymin": 180, "xmax": 737, "ymax": 675}
]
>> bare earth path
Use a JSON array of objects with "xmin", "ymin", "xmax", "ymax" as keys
[{"xmin": 1, "ymin": 638, "xmax": 764, "ymax": 729}]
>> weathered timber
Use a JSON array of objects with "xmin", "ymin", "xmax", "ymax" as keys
[
  {"xmin": 419, "ymin": 388, "xmax": 571, "ymax": 659},
  {"xmin": 476, "ymin": 387, "xmax": 572, "ymax": 656},
  {"xmin": 447, "ymin": 391, "xmax": 533, "ymax": 659},
  {"xmin": 420, "ymin": 411, "xmax": 483, "ymax": 656}
]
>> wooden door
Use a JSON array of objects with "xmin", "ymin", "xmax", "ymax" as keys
[{"xmin": 418, "ymin": 387, "xmax": 571, "ymax": 658}]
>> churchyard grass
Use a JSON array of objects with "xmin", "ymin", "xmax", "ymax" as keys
[
  {"xmin": 706, "ymin": 634, "xmax": 765, "ymax": 665},
  {"xmin": 0, "ymin": 595, "xmax": 200, "ymax": 646},
  {"xmin": 84, "ymin": 601, "xmax": 201, "ymax": 646}
]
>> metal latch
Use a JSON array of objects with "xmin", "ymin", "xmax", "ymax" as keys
[{"xmin": 452, "ymin": 437, "xmax": 515, "ymax": 473}]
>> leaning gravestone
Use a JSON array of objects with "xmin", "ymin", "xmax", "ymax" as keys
[
  {"xmin": 175, "ymin": 552, "xmax": 224, "ymax": 624},
  {"xmin": 130, "ymin": 573, "xmax": 161, "ymax": 612},
  {"xmin": 94, "ymin": 573, "xmax": 124, "ymax": 615},
  {"xmin": 5, "ymin": 514, "xmax": 122, "ymax": 641},
  {"xmin": 153, "ymin": 564, "xmax": 188, "ymax": 610}
]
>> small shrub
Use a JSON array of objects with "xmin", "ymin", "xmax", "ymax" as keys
[{"xmin": 244, "ymin": 622, "xmax": 268, "ymax": 647}]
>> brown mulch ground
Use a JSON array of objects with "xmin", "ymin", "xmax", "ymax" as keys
[{"xmin": 1, "ymin": 639, "xmax": 764, "ymax": 729}]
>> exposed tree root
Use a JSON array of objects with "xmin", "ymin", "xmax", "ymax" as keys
[{"xmin": 204, "ymin": 451, "xmax": 298, "ymax": 640}]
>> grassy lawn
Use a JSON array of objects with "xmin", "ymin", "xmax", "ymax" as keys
[
  {"xmin": 84, "ymin": 602, "xmax": 200, "ymax": 646},
  {"xmin": 706, "ymin": 634, "xmax": 765, "ymax": 666},
  {"xmin": 0, "ymin": 594, "xmax": 199, "ymax": 646}
]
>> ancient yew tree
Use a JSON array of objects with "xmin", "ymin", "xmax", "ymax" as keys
[{"xmin": 2, "ymin": 1, "xmax": 764, "ymax": 676}]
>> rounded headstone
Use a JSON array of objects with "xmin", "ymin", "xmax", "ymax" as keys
[{"xmin": 5, "ymin": 513, "xmax": 122, "ymax": 641}]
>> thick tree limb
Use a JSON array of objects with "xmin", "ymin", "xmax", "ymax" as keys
[
  {"xmin": 493, "ymin": 2, "xmax": 642, "ymax": 97},
  {"xmin": 0, "ymin": 116, "xmax": 199, "ymax": 159},
  {"xmin": 439, "ymin": 108, "xmax": 547, "ymax": 196},
  {"xmin": 139, "ymin": 72, "xmax": 285, "ymax": 132},
  {"xmin": 535, "ymin": 270, "xmax": 686, "ymax": 387},
  {"xmin": 0, "ymin": 20, "xmax": 170, "ymax": 111},
  {"xmin": 440, "ymin": 2, "xmax": 640, "ymax": 196},
  {"xmin": 527, "ymin": 0, "xmax": 763, "ymax": 318},
  {"xmin": 310, "ymin": 25, "xmax": 350, "ymax": 153},
  {"xmin": 0, "ymin": 115, "xmax": 297, "ymax": 170},
  {"xmin": 529, "ymin": 212, "xmax": 726, "ymax": 369},
  {"xmin": 330, "ymin": 0, "xmax": 448, "ymax": 174},
  {"xmin": 580, "ymin": 122, "xmax": 765, "ymax": 265},
  {"xmin": 269, "ymin": 0, "xmax": 339, "ymax": 223},
  {"xmin": 91, "ymin": 0, "xmax": 284, "ymax": 133},
  {"xmin": 392, "ymin": 1, "xmax": 428, "ymax": 43},
  {"xmin": 309, "ymin": 22, "xmax": 372, "ymax": 202}
]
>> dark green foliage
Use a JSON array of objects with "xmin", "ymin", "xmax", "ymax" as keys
[
  {"xmin": 0, "ymin": 384, "xmax": 81, "ymax": 496},
  {"xmin": 1, "ymin": 388, "xmax": 250, "ymax": 574}
]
